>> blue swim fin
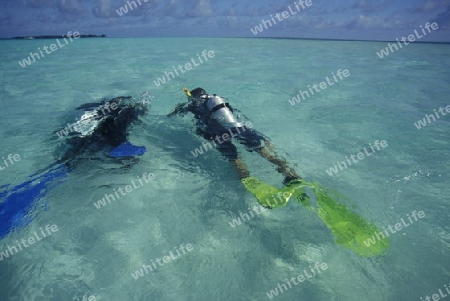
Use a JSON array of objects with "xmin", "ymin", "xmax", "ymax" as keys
[
  {"xmin": 109, "ymin": 142, "xmax": 147, "ymax": 158},
  {"xmin": 0, "ymin": 163, "xmax": 69, "ymax": 239}
]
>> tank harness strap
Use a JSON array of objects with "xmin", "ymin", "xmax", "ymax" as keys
[{"xmin": 210, "ymin": 103, "xmax": 233, "ymax": 113}]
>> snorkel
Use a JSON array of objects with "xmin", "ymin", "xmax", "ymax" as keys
[{"xmin": 183, "ymin": 87, "xmax": 192, "ymax": 98}]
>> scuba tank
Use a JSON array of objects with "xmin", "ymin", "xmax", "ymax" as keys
[{"xmin": 205, "ymin": 94, "xmax": 243, "ymax": 129}]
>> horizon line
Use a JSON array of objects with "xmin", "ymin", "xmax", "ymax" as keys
[{"xmin": 1, "ymin": 35, "xmax": 449, "ymax": 44}]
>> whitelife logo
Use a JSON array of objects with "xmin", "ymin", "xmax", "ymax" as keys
[
  {"xmin": 265, "ymin": 261, "xmax": 328, "ymax": 299},
  {"xmin": 56, "ymin": 99, "xmax": 124, "ymax": 139},
  {"xmin": 0, "ymin": 224, "xmax": 59, "ymax": 261},
  {"xmin": 116, "ymin": 0, "xmax": 149, "ymax": 16},
  {"xmin": 131, "ymin": 243, "xmax": 194, "ymax": 280},
  {"xmin": 325, "ymin": 140, "xmax": 388, "ymax": 177},
  {"xmin": 288, "ymin": 69, "xmax": 350, "ymax": 106},
  {"xmin": 93, "ymin": 172, "xmax": 155, "ymax": 209},
  {"xmin": 0, "ymin": 153, "xmax": 21, "ymax": 171},
  {"xmin": 376, "ymin": 22, "xmax": 439, "ymax": 58},
  {"xmin": 250, "ymin": 0, "xmax": 313, "ymax": 35},
  {"xmin": 414, "ymin": 105, "xmax": 450, "ymax": 129},
  {"xmin": 153, "ymin": 50, "xmax": 215, "ymax": 87},
  {"xmin": 75, "ymin": 295, "xmax": 96, "ymax": 301},
  {"xmin": 228, "ymin": 206, "xmax": 269, "ymax": 228},
  {"xmin": 190, "ymin": 122, "xmax": 253, "ymax": 158},
  {"xmin": 363, "ymin": 210, "xmax": 425, "ymax": 247},
  {"xmin": 420, "ymin": 282, "xmax": 450, "ymax": 301},
  {"xmin": 18, "ymin": 31, "xmax": 80, "ymax": 68}
]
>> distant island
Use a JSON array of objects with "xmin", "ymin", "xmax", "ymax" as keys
[{"xmin": 12, "ymin": 34, "xmax": 106, "ymax": 40}]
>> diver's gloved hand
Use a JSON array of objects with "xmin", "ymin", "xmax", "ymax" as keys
[
  {"xmin": 241, "ymin": 177, "xmax": 304, "ymax": 209},
  {"xmin": 167, "ymin": 103, "xmax": 188, "ymax": 117}
]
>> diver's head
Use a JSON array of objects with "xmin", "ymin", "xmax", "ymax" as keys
[{"xmin": 189, "ymin": 87, "xmax": 208, "ymax": 100}]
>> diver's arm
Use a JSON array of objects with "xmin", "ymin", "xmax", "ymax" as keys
[{"xmin": 167, "ymin": 102, "xmax": 189, "ymax": 117}]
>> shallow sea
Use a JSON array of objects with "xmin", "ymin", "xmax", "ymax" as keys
[{"xmin": 0, "ymin": 37, "xmax": 449, "ymax": 301}]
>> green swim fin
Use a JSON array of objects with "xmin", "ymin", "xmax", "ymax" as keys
[
  {"xmin": 289, "ymin": 180, "xmax": 389, "ymax": 257},
  {"xmin": 285, "ymin": 179, "xmax": 313, "ymax": 209},
  {"xmin": 241, "ymin": 177, "xmax": 302, "ymax": 209},
  {"xmin": 242, "ymin": 177, "xmax": 389, "ymax": 256}
]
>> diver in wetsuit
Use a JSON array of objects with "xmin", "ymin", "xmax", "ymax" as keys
[
  {"xmin": 167, "ymin": 88, "xmax": 389, "ymax": 255},
  {"xmin": 168, "ymin": 87, "xmax": 302, "ymax": 186},
  {"xmin": 57, "ymin": 96, "xmax": 148, "ymax": 166},
  {"xmin": 0, "ymin": 96, "xmax": 148, "ymax": 238}
]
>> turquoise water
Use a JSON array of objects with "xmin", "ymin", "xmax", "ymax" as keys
[{"xmin": 0, "ymin": 37, "xmax": 449, "ymax": 300}]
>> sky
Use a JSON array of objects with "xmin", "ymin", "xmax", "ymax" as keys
[{"xmin": 0, "ymin": 0, "xmax": 449, "ymax": 41}]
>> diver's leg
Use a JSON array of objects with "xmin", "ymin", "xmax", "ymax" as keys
[
  {"xmin": 216, "ymin": 139, "xmax": 250, "ymax": 179},
  {"xmin": 197, "ymin": 128, "xmax": 251, "ymax": 180},
  {"xmin": 227, "ymin": 128, "xmax": 308, "ymax": 208},
  {"xmin": 232, "ymin": 158, "xmax": 250, "ymax": 179},
  {"xmin": 256, "ymin": 141, "xmax": 309, "ymax": 204},
  {"xmin": 235, "ymin": 126, "xmax": 301, "ymax": 183},
  {"xmin": 256, "ymin": 140, "xmax": 301, "ymax": 183}
]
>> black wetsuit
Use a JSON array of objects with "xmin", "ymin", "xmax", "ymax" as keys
[
  {"xmin": 169, "ymin": 88, "xmax": 267, "ymax": 160},
  {"xmin": 57, "ymin": 96, "xmax": 147, "ymax": 165}
]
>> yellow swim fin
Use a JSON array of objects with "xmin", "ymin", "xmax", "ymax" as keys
[
  {"xmin": 241, "ymin": 177, "xmax": 302, "ymax": 209},
  {"xmin": 242, "ymin": 177, "xmax": 389, "ymax": 257},
  {"xmin": 291, "ymin": 180, "xmax": 389, "ymax": 257}
]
